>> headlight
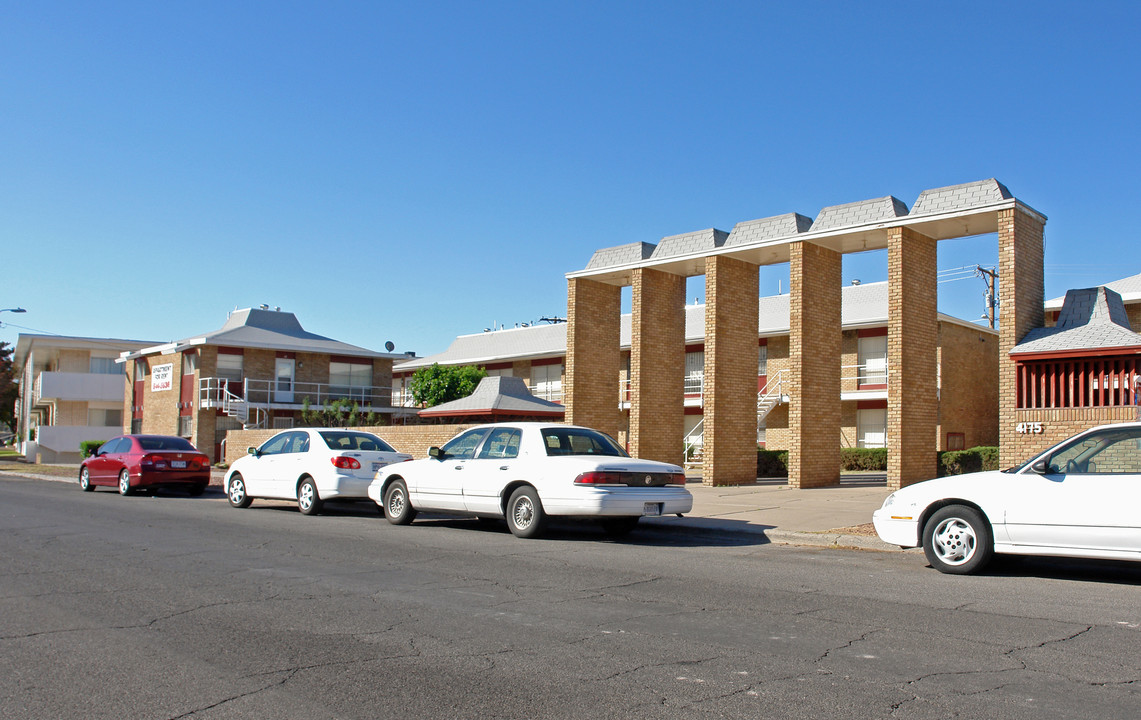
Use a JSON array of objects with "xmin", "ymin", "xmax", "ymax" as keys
[{"xmin": 881, "ymin": 492, "xmax": 896, "ymax": 509}]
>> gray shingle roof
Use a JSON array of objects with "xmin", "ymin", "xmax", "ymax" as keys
[
  {"xmin": 396, "ymin": 322, "xmax": 568, "ymax": 370},
  {"xmin": 1046, "ymin": 271, "xmax": 1141, "ymax": 308},
  {"xmin": 812, "ymin": 196, "xmax": 910, "ymax": 232},
  {"xmin": 418, "ymin": 376, "xmax": 565, "ymax": 417},
  {"xmin": 585, "ymin": 242, "xmax": 657, "ymax": 270},
  {"xmin": 180, "ymin": 308, "xmax": 386, "ymax": 358},
  {"xmin": 650, "ymin": 229, "xmax": 729, "ymax": 260},
  {"xmin": 724, "ymin": 213, "xmax": 814, "ymax": 248},
  {"xmin": 1013, "ymin": 287, "xmax": 1141, "ymax": 355},
  {"xmin": 910, "ymin": 179, "xmax": 1012, "ymax": 217}
]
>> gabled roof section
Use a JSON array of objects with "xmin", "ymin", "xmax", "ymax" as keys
[
  {"xmin": 1013, "ymin": 287, "xmax": 1141, "ymax": 356},
  {"xmin": 910, "ymin": 179, "xmax": 1012, "ymax": 217},
  {"xmin": 129, "ymin": 308, "xmax": 394, "ymax": 360},
  {"xmin": 585, "ymin": 242, "xmax": 657, "ymax": 270},
  {"xmin": 417, "ymin": 376, "xmax": 565, "ymax": 418},
  {"xmin": 1046, "ymin": 271, "xmax": 1141, "ymax": 309},
  {"xmin": 650, "ymin": 229, "xmax": 729, "ymax": 260},
  {"xmin": 812, "ymin": 196, "xmax": 909, "ymax": 232},
  {"xmin": 724, "ymin": 213, "xmax": 813, "ymax": 248},
  {"xmin": 396, "ymin": 323, "xmax": 568, "ymax": 371}
]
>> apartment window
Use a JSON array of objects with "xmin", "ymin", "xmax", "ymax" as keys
[
  {"xmin": 947, "ymin": 432, "xmax": 966, "ymax": 451},
  {"xmin": 485, "ymin": 367, "xmax": 513, "ymax": 377},
  {"xmin": 330, "ymin": 361, "xmax": 372, "ymax": 400},
  {"xmin": 530, "ymin": 364, "xmax": 563, "ymax": 401},
  {"xmin": 178, "ymin": 416, "xmax": 193, "ymax": 438},
  {"xmin": 857, "ymin": 408, "xmax": 887, "ymax": 448},
  {"xmin": 273, "ymin": 416, "xmax": 295, "ymax": 429},
  {"xmin": 758, "ymin": 345, "xmax": 768, "ymax": 376},
  {"xmin": 135, "ymin": 359, "xmax": 149, "ymax": 377},
  {"xmin": 216, "ymin": 353, "xmax": 243, "ymax": 383},
  {"xmin": 90, "ymin": 357, "xmax": 123, "ymax": 375},
  {"xmin": 685, "ymin": 351, "xmax": 704, "ymax": 395},
  {"xmin": 87, "ymin": 409, "xmax": 123, "ymax": 427},
  {"xmin": 858, "ymin": 335, "xmax": 888, "ymax": 385},
  {"xmin": 183, "ymin": 352, "xmax": 198, "ymax": 374}
]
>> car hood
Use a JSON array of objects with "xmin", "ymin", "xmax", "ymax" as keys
[{"xmin": 883, "ymin": 470, "xmax": 1011, "ymax": 507}]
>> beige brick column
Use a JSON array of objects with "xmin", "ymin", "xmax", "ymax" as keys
[
  {"xmin": 565, "ymin": 277, "xmax": 623, "ymax": 441},
  {"xmin": 887, "ymin": 227, "xmax": 938, "ymax": 489},
  {"xmin": 788, "ymin": 241, "xmax": 841, "ymax": 488},
  {"xmin": 629, "ymin": 268, "xmax": 686, "ymax": 464},
  {"xmin": 703, "ymin": 255, "xmax": 760, "ymax": 486},
  {"xmin": 997, "ymin": 207, "xmax": 1045, "ymax": 466}
]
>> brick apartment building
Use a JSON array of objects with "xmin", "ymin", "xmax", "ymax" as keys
[
  {"xmin": 394, "ymin": 280, "xmax": 999, "ymax": 463},
  {"xmin": 13, "ymin": 334, "xmax": 155, "ymax": 463},
  {"xmin": 118, "ymin": 307, "xmax": 407, "ymax": 463}
]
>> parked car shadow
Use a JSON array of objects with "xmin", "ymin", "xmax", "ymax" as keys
[
  {"xmin": 410, "ymin": 515, "xmax": 773, "ymax": 548},
  {"xmin": 972, "ymin": 555, "xmax": 1141, "ymax": 585}
]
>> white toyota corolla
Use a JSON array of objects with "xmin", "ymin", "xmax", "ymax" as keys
[
  {"xmin": 873, "ymin": 422, "xmax": 1141, "ymax": 574},
  {"xmin": 225, "ymin": 428, "xmax": 411, "ymax": 515},
  {"xmin": 369, "ymin": 423, "xmax": 694, "ymax": 538}
]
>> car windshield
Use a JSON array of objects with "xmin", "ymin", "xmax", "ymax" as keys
[
  {"xmin": 541, "ymin": 428, "xmax": 628, "ymax": 457},
  {"xmin": 319, "ymin": 431, "xmax": 396, "ymax": 453},
  {"xmin": 136, "ymin": 436, "xmax": 197, "ymax": 451}
]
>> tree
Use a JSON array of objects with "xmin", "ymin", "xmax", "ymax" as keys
[
  {"xmin": 0, "ymin": 341, "xmax": 16, "ymax": 435},
  {"xmin": 410, "ymin": 364, "xmax": 487, "ymax": 407}
]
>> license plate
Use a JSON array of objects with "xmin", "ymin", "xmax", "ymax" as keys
[
  {"xmin": 372, "ymin": 462, "xmax": 386, "ymax": 472},
  {"xmin": 171, "ymin": 461, "xmax": 186, "ymax": 469},
  {"xmin": 642, "ymin": 502, "xmax": 662, "ymax": 517}
]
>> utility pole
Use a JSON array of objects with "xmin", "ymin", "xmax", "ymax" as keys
[{"xmin": 975, "ymin": 265, "xmax": 997, "ymax": 329}]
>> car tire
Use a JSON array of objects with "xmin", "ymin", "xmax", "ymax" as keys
[
  {"xmin": 297, "ymin": 477, "xmax": 322, "ymax": 516},
  {"xmin": 227, "ymin": 473, "xmax": 253, "ymax": 508},
  {"xmin": 117, "ymin": 469, "xmax": 132, "ymax": 496},
  {"xmin": 79, "ymin": 467, "xmax": 94, "ymax": 492},
  {"xmin": 188, "ymin": 483, "xmax": 207, "ymax": 497},
  {"xmin": 923, "ymin": 505, "xmax": 993, "ymax": 575},
  {"xmin": 383, "ymin": 479, "xmax": 416, "ymax": 525},
  {"xmin": 506, "ymin": 486, "xmax": 547, "ymax": 539},
  {"xmin": 601, "ymin": 517, "xmax": 640, "ymax": 538}
]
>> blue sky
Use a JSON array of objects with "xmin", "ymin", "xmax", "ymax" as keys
[{"xmin": 3, "ymin": 1, "xmax": 1139, "ymax": 358}]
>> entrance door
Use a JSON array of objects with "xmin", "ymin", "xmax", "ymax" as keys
[{"xmin": 275, "ymin": 358, "xmax": 295, "ymax": 403}]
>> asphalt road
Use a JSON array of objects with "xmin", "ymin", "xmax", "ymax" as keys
[{"xmin": 1, "ymin": 475, "xmax": 1139, "ymax": 720}]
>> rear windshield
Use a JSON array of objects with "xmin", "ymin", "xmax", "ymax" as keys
[
  {"xmin": 541, "ymin": 428, "xmax": 627, "ymax": 457},
  {"xmin": 319, "ymin": 431, "xmax": 396, "ymax": 453},
  {"xmin": 137, "ymin": 436, "xmax": 197, "ymax": 451}
]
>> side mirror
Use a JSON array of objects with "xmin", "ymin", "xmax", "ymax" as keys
[
  {"xmin": 428, "ymin": 446, "xmax": 443, "ymax": 460},
  {"xmin": 1030, "ymin": 459, "xmax": 1050, "ymax": 474},
  {"xmin": 247, "ymin": 446, "xmax": 259, "ymax": 457}
]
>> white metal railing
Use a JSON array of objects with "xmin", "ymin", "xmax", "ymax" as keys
[
  {"xmin": 843, "ymin": 362, "xmax": 888, "ymax": 386},
  {"xmin": 199, "ymin": 377, "xmax": 393, "ymax": 409},
  {"xmin": 757, "ymin": 369, "xmax": 787, "ymax": 424},
  {"xmin": 391, "ymin": 387, "xmax": 417, "ymax": 408},
  {"xmin": 683, "ymin": 417, "xmax": 704, "ymax": 469},
  {"xmin": 530, "ymin": 385, "xmax": 563, "ymax": 403}
]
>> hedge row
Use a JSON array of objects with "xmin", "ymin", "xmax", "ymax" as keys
[{"xmin": 756, "ymin": 446, "xmax": 999, "ymax": 478}]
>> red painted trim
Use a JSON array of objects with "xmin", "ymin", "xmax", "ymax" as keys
[
  {"xmin": 758, "ymin": 338, "xmax": 768, "ymax": 346},
  {"xmin": 684, "ymin": 407, "xmax": 704, "ymax": 416},
  {"xmin": 1012, "ymin": 346, "xmax": 1141, "ymax": 361},
  {"xmin": 857, "ymin": 399, "xmax": 887, "ymax": 410},
  {"xmin": 417, "ymin": 408, "xmax": 565, "ymax": 418},
  {"xmin": 275, "ymin": 351, "xmax": 296, "ymax": 359},
  {"xmin": 858, "ymin": 327, "xmax": 888, "ymax": 338},
  {"xmin": 685, "ymin": 344, "xmax": 704, "ymax": 353},
  {"xmin": 482, "ymin": 362, "xmax": 513, "ymax": 370},
  {"xmin": 858, "ymin": 383, "xmax": 887, "ymax": 391},
  {"xmin": 330, "ymin": 355, "xmax": 372, "ymax": 365},
  {"xmin": 530, "ymin": 357, "xmax": 563, "ymax": 367},
  {"xmin": 217, "ymin": 347, "xmax": 244, "ymax": 356}
]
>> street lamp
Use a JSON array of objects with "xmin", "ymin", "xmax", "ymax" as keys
[{"xmin": 0, "ymin": 308, "xmax": 26, "ymax": 313}]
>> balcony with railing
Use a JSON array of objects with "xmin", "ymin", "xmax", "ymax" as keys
[
  {"xmin": 200, "ymin": 378, "xmax": 394, "ymax": 428},
  {"xmin": 33, "ymin": 371, "xmax": 126, "ymax": 405}
]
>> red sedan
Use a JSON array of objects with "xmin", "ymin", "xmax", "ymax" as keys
[{"xmin": 79, "ymin": 435, "xmax": 211, "ymax": 496}]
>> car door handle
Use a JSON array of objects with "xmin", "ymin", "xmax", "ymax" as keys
[
  {"xmin": 453, "ymin": 465, "xmax": 464, "ymax": 470},
  {"xmin": 499, "ymin": 466, "xmax": 510, "ymax": 471}
]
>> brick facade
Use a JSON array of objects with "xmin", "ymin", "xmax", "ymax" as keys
[
  {"xmin": 788, "ymin": 241, "xmax": 842, "ymax": 488},
  {"xmin": 565, "ymin": 277, "xmax": 623, "ymax": 441},
  {"xmin": 224, "ymin": 424, "xmax": 481, "ymax": 465},
  {"xmin": 937, "ymin": 321, "xmax": 999, "ymax": 449},
  {"xmin": 887, "ymin": 227, "xmax": 938, "ymax": 489},
  {"xmin": 703, "ymin": 256, "xmax": 760, "ymax": 485},
  {"xmin": 629, "ymin": 268, "xmax": 686, "ymax": 464},
  {"xmin": 997, "ymin": 207, "xmax": 1046, "ymax": 466}
]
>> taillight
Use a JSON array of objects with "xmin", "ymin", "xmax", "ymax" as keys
[
  {"xmin": 331, "ymin": 456, "xmax": 362, "ymax": 470},
  {"xmin": 574, "ymin": 471, "xmax": 622, "ymax": 485},
  {"xmin": 668, "ymin": 473, "xmax": 686, "ymax": 485},
  {"xmin": 140, "ymin": 454, "xmax": 167, "ymax": 469}
]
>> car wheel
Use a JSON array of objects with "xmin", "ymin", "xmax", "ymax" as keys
[
  {"xmin": 506, "ymin": 486, "xmax": 547, "ymax": 539},
  {"xmin": 383, "ymin": 480, "xmax": 416, "ymax": 525},
  {"xmin": 117, "ymin": 469, "xmax": 132, "ymax": 496},
  {"xmin": 923, "ymin": 505, "xmax": 993, "ymax": 575},
  {"xmin": 227, "ymin": 473, "xmax": 253, "ymax": 508},
  {"xmin": 601, "ymin": 517, "xmax": 640, "ymax": 537},
  {"xmin": 297, "ymin": 478, "xmax": 322, "ymax": 516},
  {"xmin": 79, "ymin": 467, "xmax": 94, "ymax": 492},
  {"xmin": 188, "ymin": 483, "xmax": 207, "ymax": 497}
]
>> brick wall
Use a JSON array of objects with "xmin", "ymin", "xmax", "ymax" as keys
[
  {"xmin": 565, "ymin": 277, "xmax": 623, "ymax": 440},
  {"xmin": 139, "ymin": 351, "xmax": 184, "ymax": 437},
  {"xmin": 224, "ymin": 424, "xmax": 480, "ymax": 465},
  {"xmin": 57, "ymin": 349, "xmax": 89, "ymax": 373},
  {"xmin": 887, "ymin": 227, "xmax": 938, "ymax": 489},
  {"xmin": 788, "ymin": 241, "xmax": 841, "ymax": 488},
  {"xmin": 629, "ymin": 267, "xmax": 686, "ymax": 465},
  {"xmin": 998, "ymin": 207, "xmax": 1046, "ymax": 466},
  {"xmin": 703, "ymin": 255, "xmax": 760, "ymax": 485},
  {"xmin": 938, "ymin": 321, "xmax": 999, "ymax": 449},
  {"xmin": 1005, "ymin": 406, "xmax": 1136, "ymax": 462}
]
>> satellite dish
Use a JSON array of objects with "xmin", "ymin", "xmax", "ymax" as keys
[{"xmin": 385, "ymin": 341, "xmax": 395, "ymax": 352}]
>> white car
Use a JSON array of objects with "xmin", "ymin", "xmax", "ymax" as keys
[
  {"xmin": 873, "ymin": 422, "xmax": 1141, "ymax": 574},
  {"xmin": 368, "ymin": 423, "xmax": 694, "ymax": 538},
  {"xmin": 225, "ymin": 428, "xmax": 411, "ymax": 515}
]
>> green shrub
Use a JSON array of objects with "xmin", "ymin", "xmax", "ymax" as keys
[
  {"xmin": 970, "ymin": 446, "xmax": 1000, "ymax": 471},
  {"xmin": 757, "ymin": 449, "xmax": 788, "ymax": 477},
  {"xmin": 79, "ymin": 440, "xmax": 104, "ymax": 458},
  {"xmin": 840, "ymin": 448, "xmax": 887, "ymax": 472},
  {"xmin": 937, "ymin": 446, "xmax": 998, "ymax": 476}
]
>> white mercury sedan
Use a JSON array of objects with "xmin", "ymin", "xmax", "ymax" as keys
[
  {"xmin": 225, "ymin": 428, "xmax": 411, "ymax": 515},
  {"xmin": 368, "ymin": 423, "xmax": 693, "ymax": 538},
  {"xmin": 874, "ymin": 422, "xmax": 1141, "ymax": 574}
]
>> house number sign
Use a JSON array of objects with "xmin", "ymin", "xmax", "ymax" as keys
[{"xmin": 1015, "ymin": 422, "xmax": 1044, "ymax": 434}]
